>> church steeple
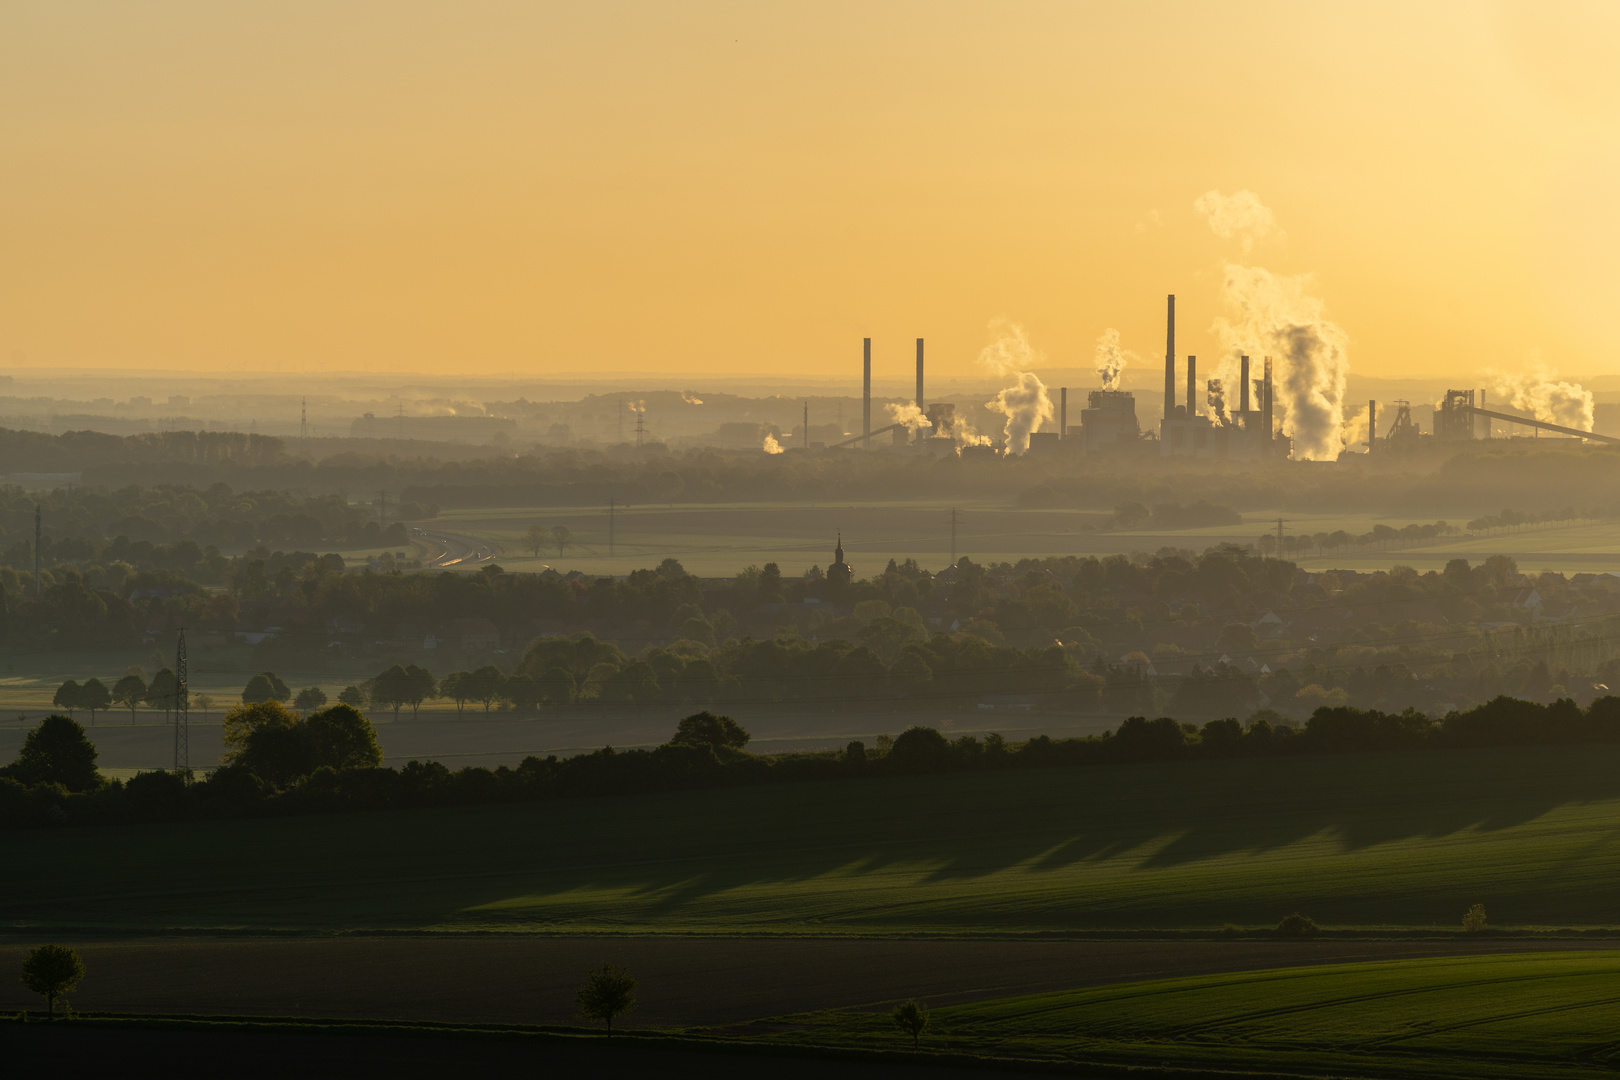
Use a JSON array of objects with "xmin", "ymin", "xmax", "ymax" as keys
[{"xmin": 827, "ymin": 531, "xmax": 852, "ymax": 588}]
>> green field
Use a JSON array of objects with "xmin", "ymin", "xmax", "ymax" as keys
[
  {"xmin": 741, "ymin": 952, "xmax": 1620, "ymax": 1078},
  {"xmin": 430, "ymin": 501, "xmax": 1620, "ymax": 577},
  {"xmin": 8, "ymin": 744, "xmax": 1620, "ymax": 934}
]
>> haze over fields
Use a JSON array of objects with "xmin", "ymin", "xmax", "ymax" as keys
[{"xmin": 7, "ymin": 5, "xmax": 1620, "ymax": 1077}]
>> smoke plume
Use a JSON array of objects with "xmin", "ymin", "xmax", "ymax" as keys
[
  {"xmin": 1197, "ymin": 190, "xmax": 1347, "ymax": 460},
  {"xmin": 977, "ymin": 319, "xmax": 1054, "ymax": 455},
  {"xmin": 1341, "ymin": 404, "xmax": 1370, "ymax": 450},
  {"xmin": 1094, "ymin": 328, "xmax": 1130, "ymax": 390},
  {"xmin": 885, "ymin": 401, "xmax": 933, "ymax": 437},
  {"xmin": 1210, "ymin": 263, "xmax": 1349, "ymax": 460},
  {"xmin": 681, "ymin": 392, "xmax": 704, "ymax": 405},
  {"xmin": 1206, "ymin": 379, "xmax": 1227, "ymax": 424},
  {"xmin": 762, "ymin": 433, "xmax": 784, "ymax": 454},
  {"xmin": 1492, "ymin": 356, "xmax": 1594, "ymax": 429},
  {"xmin": 1194, "ymin": 189, "xmax": 1283, "ymax": 252}
]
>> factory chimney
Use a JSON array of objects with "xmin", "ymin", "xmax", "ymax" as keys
[
  {"xmin": 862, "ymin": 338, "xmax": 871, "ymax": 449},
  {"xmin": 1163, "ymin": 295, "xmax": 1176, "ymax": 421},
  {"xmin": 1239, "ymin": 355, "xmax": 1250, "ymax": 415},
  {"xmin": 915, "ymin": 339, "xmax": 925, "ymax": 413},
  {"xmin": 1187, "ymin": 356, "xmax": 1196, "ymax": 417},
  {"xmin": 1368, "ymin": 400, "xmax": 1377, "ymax": 454},
  {"xmin": 1262, "ymin": 357, "xmax": 1274, "ymax": 454},
  {"xmin": 1059, "ymin": 387, "xmax": 1068, "ymax": 438}
]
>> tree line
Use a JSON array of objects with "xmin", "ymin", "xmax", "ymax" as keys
[{"xmin": 6, "ymin": 694, "xmax": 1620, "ymax": 831}]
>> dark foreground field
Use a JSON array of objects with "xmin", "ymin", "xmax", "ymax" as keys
[
  {"xmin": 9, "ymin": 951, "xmax": 1620, "ymax": 1079},
  {"xmin": 5, "ymin": 937, "xmax": 1608, "ymax": 1027},
  {"xmin": 747, "ymin": 951, "xmax": 1620, "ymax": 1079},
  {"xmin": 7, "ymin": 744, "xmax": 1620, "ymax": 933}
]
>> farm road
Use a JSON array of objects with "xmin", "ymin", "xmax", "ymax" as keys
[{"xmin": 1, "ymin": 936, "xmax": 1612, "ymax": 1028}]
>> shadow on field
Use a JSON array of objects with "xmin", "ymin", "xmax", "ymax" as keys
[{"xmin": 6, "ymin": 744, "xmax": 1620, "ymax": 929}]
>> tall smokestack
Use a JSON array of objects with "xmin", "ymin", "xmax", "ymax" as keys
[
  {"xmin": 1163, "ymin": 295, "xmax": 1176, "ymax": 421},
  {"xmin": 1060, "ymin": 387, "xmax": 1068, "ymax": 438},
  {"xmin": 1262, "ymin": 357, "xmax": 1274, "ymax": 454},
  {"xmin": 1187, "ymin": 356, "xmax": 1196, "ymax": 417},
  {"xmin": 862, "ymin": 338, "xmax": 871, "ymax": 449},
  {"xmin": 915, "ymin": 338, "xmax": 924, "ymax": 412},
  {"xmin": 1368, "ymin": 399, "xmax": 1377, "ymax": 454},
  {"xmin": 1239, "ymin": 355, "xmax": 1250, "ymax": 414}
]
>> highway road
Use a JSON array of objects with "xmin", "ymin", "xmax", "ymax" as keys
[{"xmin": 411, "ymin": 527, "xmax": 500, "ymax": 570}]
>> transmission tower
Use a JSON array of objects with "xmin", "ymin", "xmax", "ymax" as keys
[
  {"xmin": 300, "ymin": 396, "xmax": 308, "ymax": 448},
  {"xmin": 634, "ymin": 408, "xmax": 646, "ymax": 448},
  {"xmin": 950, "ymin": 507, "xmax": 958, "ymax": 567},
  {"xmin": 173, "ymin": 628, "xmax": 189, "ymax": 777}
]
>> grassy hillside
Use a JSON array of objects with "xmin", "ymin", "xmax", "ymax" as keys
[
  {"xmin": 741, "ymin": 952, "xmax": 1620, "ymax": 1078},
  {"xmin": 7, "ymin": 744, "xmax": 1620, "ymax": 934}
]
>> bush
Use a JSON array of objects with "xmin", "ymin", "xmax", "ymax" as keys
[
  {"xmin": 888, "ymin": 726, "xmax": 951, "ymax": 773},
  {"xmin": 669, "ymin": 711, "xmax": 750, "ymax": 751},
  {"xmin": 1276, "ymin": 912, "xmax": 1320, "ymax": 937},
  {"xmin": 1462, "ymin": 903, "xmax": 1488, "ymax": 932}
]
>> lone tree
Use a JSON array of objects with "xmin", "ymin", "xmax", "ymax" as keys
[
  {"xmin": 550, "ymin": 524, "xmax": 575, "ymax": 558},
  {"xmin": 293, "ymin": 686, "xmax": 328, "ymax": 713},
  {"xmin": 891, "ymin": 999, "xmax": 930, "ymax": 1049},
  {"xmin": 1463, "ymin": 903, "xmax": 1488, "ymax": 933},
  {"xmin": 13, "ymin": 715, "xmax": 100, "ymax": 792},
  {"xmin": 522, "ymin": 524, "xmax": 546, "ymax": 558},
  {"xmin": 576, "ymin": 963, "xmax": 637, "ymax": 1035},
  {"xmin": 669, "ymin": 711, "xmax": 750, "ymax": 751},
  {"xmin": 21, "ymin": 943, "xmax": 85, "ymax": 1018}
]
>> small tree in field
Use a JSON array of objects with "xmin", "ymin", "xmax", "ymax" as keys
[
  {"xmin": 294, "ymin": 686, "xmax": 328, "ymax": 713},
  {"xmin": 21, "ymin": 943, "xmax": 85, "ymax": 1018},
  {"xmin": 52, "ymin": 680, "xmax": 82, "ymax": 718},
  {"xmin": 550, "ymin": 525, "xmax": 574, "ymax": 558},
  {"xmin": 113, "ymin": 671, "xmax": 147, "ymax": 722},
  {"xmin": 80, "ymin": 678, "xmax": 111, "ymax": 724},
  {"xmin": 891, "ymin": 999, "xmax": 929, "ymax": 1049},
  {"xmin": 522, "ymin": 524, "xmax": 546, "ymax": 558},
  {"xmin": 1463, "ymin": 903, "xmax": 1488, "ymax": 932},
  {"xmin": 576, "ymin": 964, "xmax": 636, "ymax": 1035}
]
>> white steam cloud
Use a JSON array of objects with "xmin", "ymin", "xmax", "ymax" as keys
[
  {"xmin": 1094, "ymin": 328, "xmax": 1130, "ymax": 390},
  {"xmin": 1194, "ymin": 189, "xmax": 1283, "ymax": 252},
  {"xmin": 978, "ymin": 319, "xmax": 1054, "ymax": 455},
  {"xmin": 1197, "ymin": 191, "xmax": 1348, "ymax": 461},
  {"xmin": 1492, "ymin": 356, "xmax": 1594, "ymax": 430},
  {"xmin": 1211, "ymin": 264, "xmax": 1350, "ymax": 461},
  {"xmin": 762, "ymin": 433, "xmax": 784, "ymax": 454},
  {"xmin": 681, "ymin": 392, "xmax": 703, "ymax": 405},
  {"xmin": 885, "ymin": 401, "xmax": 933, "ymax": 436}
]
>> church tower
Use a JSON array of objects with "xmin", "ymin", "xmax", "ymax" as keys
[{"xmin": 826, "ymin": 532, "xmax": 853, "ymax": 588}]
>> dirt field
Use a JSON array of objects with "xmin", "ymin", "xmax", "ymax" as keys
[
  {"xmin": 1, "ymin": 937, "xmax": 1611, "ymax": 1029},
  {"xmin": 3, "ymin": 1024, "xmax": 1034, "ymax": 1080}
]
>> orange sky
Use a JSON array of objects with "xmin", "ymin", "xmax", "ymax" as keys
[{"xmin": 2, "ymin": 1, "xmax": 1618, "ymax": 381}]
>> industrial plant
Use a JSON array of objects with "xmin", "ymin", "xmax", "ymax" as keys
[{"xmin": 832, "ymin": 293, "xmax": 1618, "ymax": 464}]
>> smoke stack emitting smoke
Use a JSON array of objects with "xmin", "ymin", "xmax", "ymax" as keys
[
  {"xmin": 1197, "ymin": 190, "xmax": 1348, "ymax": 461},
  {"xmin": 1094, "ymin": 328, "xmax": 1130, "ymax": 390},
  {"xmin": 978, "ymin": 319, "xmax": 1053, "ymax": 455},
  {"xmin": 762, "ymin": 433, "xmax": 784, "ymax": 454}
]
